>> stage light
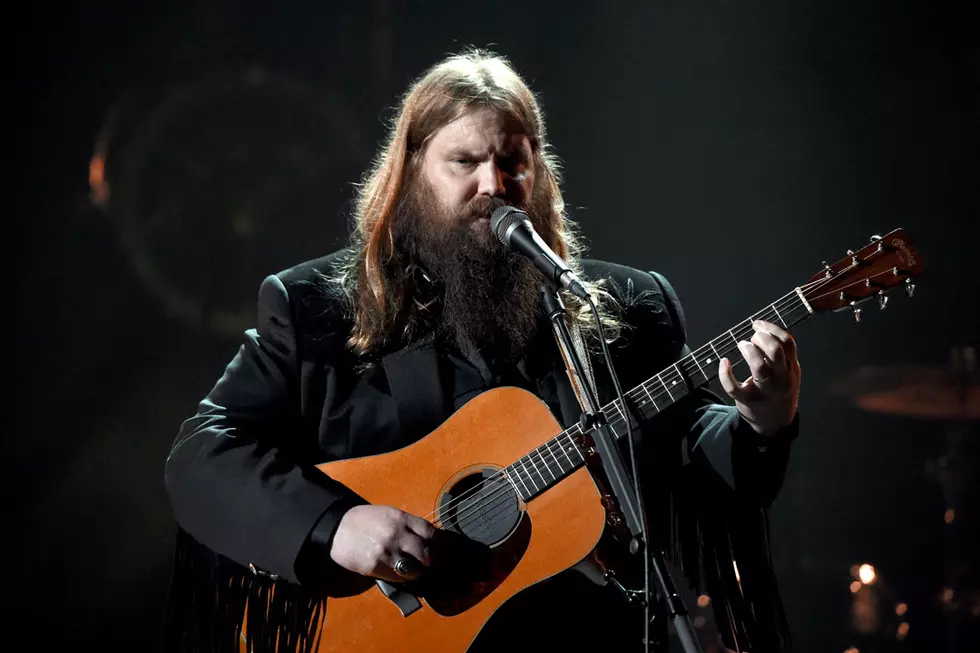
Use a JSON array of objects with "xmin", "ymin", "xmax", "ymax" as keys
[
  {"xmin": 844, "ymin": 647, "xmax": 859, "ymax": 653},
  {"xmin": 858, "ymin": 564, "xmax": 876, "ymax": 585},
  {"xmin": 944, "ymin": 509, "xmax": 955, "ymax": 524},
  {"xmin": 697, "ymin": 594, "xmax": 711, "ymax": 607},
  {"xmin": 895, "ymin": 602, "xmax": 908, "ymax": 616},
  {"xmin": 850, "ymin": 581, "xmax": 862, "ymax": 593},
  {"xmin": 897, "ymin": 622, "xmax": 909, "ymax": 640}
]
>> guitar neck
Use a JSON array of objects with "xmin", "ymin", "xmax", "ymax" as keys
[
  {"xmin": 600, "ymin": 286, "xmax": 815, "ymax": 437},
  {"xmin": 501, "ymin": 287, "xmax": 815, "ymax": 502},
  {"xmin": 504, "ymin": 228, "xmax": 924, "ymax": 502}
]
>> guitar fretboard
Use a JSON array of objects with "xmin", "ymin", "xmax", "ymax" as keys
[{"xmin": 501, "ymin": 288, "xmax": 813, "ymax": 502}]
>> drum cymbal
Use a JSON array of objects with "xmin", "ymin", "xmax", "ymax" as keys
[{"xmin": 831, "ymin": 364, "xmax": 980, "ymax": 420}]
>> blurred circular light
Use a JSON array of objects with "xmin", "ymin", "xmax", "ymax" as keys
[{"xmin": 859, "ymin": 564, "xmax": 876, "ymax": 585}]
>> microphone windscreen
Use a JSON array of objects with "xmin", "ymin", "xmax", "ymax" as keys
[{"xmin": 489, "ymin": 206, "xmax": 529, "ymax": 246}]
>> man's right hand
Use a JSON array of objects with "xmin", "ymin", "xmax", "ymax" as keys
[{"xmin": 329, "ymin": 505, "xmax": 436, "ymax": 583}]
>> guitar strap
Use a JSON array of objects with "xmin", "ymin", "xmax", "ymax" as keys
[
  {"xmin": 552, "ymin": 314, "xmax": 621, "ymax": 589},
  {"xmin": 552, "ymin": 313, "xmax": 600, "ymax": 415}
]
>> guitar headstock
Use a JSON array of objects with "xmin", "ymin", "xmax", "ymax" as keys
[{"xmin": 804, "ymin": 228, "xmax": 926, "ymax": 321}]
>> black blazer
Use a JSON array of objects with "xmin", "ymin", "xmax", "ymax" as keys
[{"xmin": 163, "ymin": 249, "xmax": 796, "ymax": 651}]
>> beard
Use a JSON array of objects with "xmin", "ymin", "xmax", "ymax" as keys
[{"xmin": 393, "ymin": 177, "xmax": 545, "ymax": 365}]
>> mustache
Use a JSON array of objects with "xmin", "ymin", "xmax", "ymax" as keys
[{"xmin": 459, "ymin": 196, "xmax": 511, "ymax": 223}]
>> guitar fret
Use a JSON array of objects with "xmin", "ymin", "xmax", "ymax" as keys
[
  {"xmin": 512, "ymin": 465, "xmax": 530, "ymax": 498},
  {"xmin": 658, "ymin": 374, "xmax": 674, "ymax": 401},
  {"xmin": 538, "ymin": 447, "xmax": 557, "ymax": 481},
  {"xmin": 570, "ymin": 434, "xmax": 586, "ymax": 463},
  {"xmin": 727, "ymin": 329, "xmax": 740, "ymax": 349},
  {"xmin": 672, "ymin": 363, "xmax": 684, "ymax": 388},
  {"xmin": 641, "ymin": 383, "xmax": 659, "ymax": 411},
  {"xmin": 561, "ymin": 435, "xmax": 577, "ymax": 467},
  {"xmin": 547, "ymin": 442, "xmax": 565, "ymax": 475},
  {"xmin": 519, "ymin": 458, "xmax": 538, "ymax": 493},
  {"xmin": 770, "ymin": 303, "xmax": 786, "ymax": 328},
  {"xmin": 707, "ymin": 341, "xmax": 721, "ymax": 365},
  {"xmin": 689, "ymin": 352, "xmax": 707, "ymax": 381},
  {"xmin": 501, "ymin": 468, "xmax": 526, "ymax": 501},
  {"xmin": 527, "ymin": 452, "xmax": 548, "ymax": 486},
  {"xmin": 613, "ymin": 401, "xmax": 628, "ymax": 426}
]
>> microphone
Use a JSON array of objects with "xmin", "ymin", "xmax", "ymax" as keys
[{"xmin": 490, "ymin": 206, "xmax": 591, "ymax": 300}]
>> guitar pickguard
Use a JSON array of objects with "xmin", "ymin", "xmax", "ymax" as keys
[{"xmin": 422, "ymin": 512, "xmax": 531, "ymax": 617}]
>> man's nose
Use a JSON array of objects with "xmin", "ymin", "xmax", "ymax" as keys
[{"xmin": 476, "ymin": 160, "xmax": 506, "ymax": 197}]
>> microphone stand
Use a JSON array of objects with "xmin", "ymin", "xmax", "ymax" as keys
[{"xmin": 540, "ymin": 285, "xmax": 702, "ymax": 653}]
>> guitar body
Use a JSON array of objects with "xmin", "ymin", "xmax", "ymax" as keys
[{"xmin": 244, "ymin": 386, "xmax": 607, "ymax": 652}]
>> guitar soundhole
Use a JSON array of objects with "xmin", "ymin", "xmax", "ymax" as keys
[
  {"xmin": 424, "ymin": 465, "xmax": 531, "ymax": 617},
  {"xmin": 437, "ymin": 466, "xmax": 522, "ymax": 547}
]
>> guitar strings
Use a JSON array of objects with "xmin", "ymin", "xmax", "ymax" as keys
[
  {"xmin": 446, "ymin": 265, "xmax": 904, "ymax": 539},
  {"xmin": 426, "ymin": 277, "xmax": 836, "ymax": 531},
  {"xmin": 427, "ymin": 274, "xmax": 836, "ymax": 530},
  {"xmin": 432, "ymin": 285, "xmax": 817, "ymax": 532},
  {"xmin": 426, "ymin": 270, "xmax": 853, "ymax": 531}
]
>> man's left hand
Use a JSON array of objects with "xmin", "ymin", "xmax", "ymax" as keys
[{"xmin": 718, "ymin": 320, "xmax": 801, "ymax": 436}]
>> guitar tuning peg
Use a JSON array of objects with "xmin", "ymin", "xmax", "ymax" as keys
[
  {"xmin": 905, "ymin": 278, "xmax": 916, "ymax": 298},
  {"xmin": 851, "ymin": 302, "xmax": 862, "ymax": 322},
  {"xmin": 878, "ymin": 291, "xmax": 889, "ymax": 310},
  {"xmin": 870, "ymin": 234, "xmax": 882, "ymax": 242}
]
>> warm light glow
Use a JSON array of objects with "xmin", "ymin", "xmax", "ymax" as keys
[
  {"xmin": 897, "ymin": 622, "xmax": 910, "ymax": 639},
  {"xmin": 850, "ymin": 581, "xmax": 862, "ymax": 593},
  {"xmin": 89, "ymin": 154, "xmax": 110, "ymax": 205},
  {"xmin": 844, "ymin": 647, "xmax": 859, "ymax": 653},
  {"xmin": 849, "ymin": 564, "xmax": 860, "ymax": 578},
  {"xmin": 941, "ymin": 588, "xmax": 954, "ymax": 604},
  {"xmin": 944, "ymin": 509, "xmax": 955, "ymax": 524},
  {"xmin": 697, "ymin": 594, "xmax": 711, "ymax": 608},
  {"xmin": 733, "ymin": 560, "xmax": 741, "ymax": 582},
  {"xmin": 895, "ymin": 602, "xmax": 908, "ymax": 616},
  {"xmin": 858, "ymin": 564, "xmax": 876, "ymax": 585}
]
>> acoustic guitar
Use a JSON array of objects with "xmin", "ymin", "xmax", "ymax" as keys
[{"xmin": 243, "ymin": 228, "xmax": 925, "ymax": 652}]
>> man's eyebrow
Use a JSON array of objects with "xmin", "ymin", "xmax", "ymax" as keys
[{"xmin": 446, "ymin": 147, "xmax": 484, "ymax": 157}]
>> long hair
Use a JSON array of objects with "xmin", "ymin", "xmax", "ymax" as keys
[{"xmin": 332, "ymin": 48, "xmax": 621, "ymax": 358}]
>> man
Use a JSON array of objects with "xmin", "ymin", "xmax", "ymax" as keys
[{"xmin": 163, "ymin": 49, "xmax": 801, "ymax": 653}]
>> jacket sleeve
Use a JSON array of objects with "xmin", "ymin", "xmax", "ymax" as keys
[
  {"xmin": 647, "ymin": 270, "xmax": 795, "ymax": 651},
  {"xmin": 649, "ymin": 270, "xmax": 798, "ymax": 508},
  {"xmin": 164, "ymin": 273, "xmax": 365, "ymax": 584}
]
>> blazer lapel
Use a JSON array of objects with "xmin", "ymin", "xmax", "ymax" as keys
[{"xmin": 381, "ymin": 341, "xmax": 450, "ymax": 443}]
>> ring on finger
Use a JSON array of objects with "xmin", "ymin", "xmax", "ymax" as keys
[{"xmin": 393, "ymin": 557, "xmax": 420, "ymax": 578}]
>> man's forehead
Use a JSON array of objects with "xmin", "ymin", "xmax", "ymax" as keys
[{"xmin": 431, "ymin": 108, "xmax": 529, "ymax": 150}]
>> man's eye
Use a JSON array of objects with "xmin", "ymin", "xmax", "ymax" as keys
[{"xmin": 453, "ymin": 158, "xmax": 474, "ymax": 166}]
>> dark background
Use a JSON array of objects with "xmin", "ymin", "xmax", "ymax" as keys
[{"xmin": 21, "ymin": 1, "xmax": 979, "ymax": 651}]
